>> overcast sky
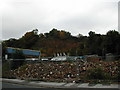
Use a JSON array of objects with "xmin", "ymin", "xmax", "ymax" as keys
[{"xmin": 1, "ymin": 0, "xmax": 119, "ymax": 40}]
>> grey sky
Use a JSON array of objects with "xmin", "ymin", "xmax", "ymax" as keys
[{"xmin": 1, "ymin": 0, "xmax": 119, "ymax": 40}]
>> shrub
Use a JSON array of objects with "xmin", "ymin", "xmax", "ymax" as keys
[
  {"xmin": 2, "ymin": 61, "xmax": 12, "ymax": 78},
  {"xmin": 10, "ymin": 60, "xmax": 25, "ymax": 70},
  {"xmin": 86, "ymin": 67, "xmax": 111, "ymax": 80}
]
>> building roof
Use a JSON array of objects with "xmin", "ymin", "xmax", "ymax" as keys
[{"xmin": 6, "ymin": 47, "xmax": 40, "ymax": 56}]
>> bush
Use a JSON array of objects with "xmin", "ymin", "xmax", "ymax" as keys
[
  {"xmin": 112, "ymin": 69, "xmax": 120, "ymax": 82},
  {"xmin": 86, "ymin": 67, "xmax": 111, "ymax": 80},
  {"xmin": 10, "ymin": 60, "xmax": 25, "ymax": 70},
  {"xmin": 2, "ymin": 60, "xmax": 26, "ymax": 78},
  {"xmin": 2, "ymin": 61, "xmax": 11, "ymax": 78}
]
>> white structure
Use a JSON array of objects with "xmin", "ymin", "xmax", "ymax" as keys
[
  {"xmin": 51, "ymin": 56, "xmax": 67, "ymax": 61},
  {"xmin": 5, "ymin": 54, "xmax": 8, "ymax": 60}
]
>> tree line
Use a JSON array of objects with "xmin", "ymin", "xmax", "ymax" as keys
[{"xmin": 2, "ymin": 28, "xmax": 120, "ymax": 57}]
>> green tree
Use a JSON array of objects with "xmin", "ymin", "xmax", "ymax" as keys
[
  {"xmin": 49, "ymin": 28, "xmax": 59, "ymax": 38},
  {"xmin": 12, "ymin": 49, "xmax": 25, "ymax": 59},
  {"xmin": 10, "ymin": 50, "xmax": 25, "ymax": 70},
  {"xmin": 105, "ymin": 30, "xmax": 120, "ymax": 54}
]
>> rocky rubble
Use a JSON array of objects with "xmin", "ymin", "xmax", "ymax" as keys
[{"xmin": 9, "ymin": 61, "xmax": 119, "ymax": 83}]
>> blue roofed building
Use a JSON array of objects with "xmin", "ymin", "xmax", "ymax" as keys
[{"xmin": 6, "ymin": 47, "xmax": 40, "ymax": 59}]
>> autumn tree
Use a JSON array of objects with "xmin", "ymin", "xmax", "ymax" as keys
[
  {"xmin": 2, "ymin": 29, "xmax": 120, "ymax": 57},
  {"xmin": 17, "ymin": 29, "xmax": 39, "ymax": 49}
]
